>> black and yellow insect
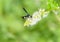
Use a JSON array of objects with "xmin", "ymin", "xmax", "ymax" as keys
[{"xmin": 22, "ymin": 8, "xmax": 49, "ymax": 26}]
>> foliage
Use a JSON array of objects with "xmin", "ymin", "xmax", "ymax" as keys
[{"xmin": 0, "ymin": 0, "xmax": 60, "ymax": 42}]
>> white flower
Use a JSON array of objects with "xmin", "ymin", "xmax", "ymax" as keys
[
  {"xmin": 52, "ymin": 6, "xmax": 60, "ymax": 15},
  {"xmin": 53, "ymin": 10, "xmax": 58, "ymax": 15},
  {"xmin": 32, "ymin": 11, "xmax": 41, "ymax": 21},
  {"xmin": 39, "ymin": 9, "xmax": 49, "ymax": 18},
  {"xmin": 42, "ymin": 11, "xmax": 49, "ymax": 18}
]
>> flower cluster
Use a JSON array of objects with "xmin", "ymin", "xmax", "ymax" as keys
[
  {"xmin": 24, "ymin": 9, "xmax": 49, "ymax": 27},
  {"xmin": 24, "ymin": 7, "xmax": 60, "ymax": 27}
]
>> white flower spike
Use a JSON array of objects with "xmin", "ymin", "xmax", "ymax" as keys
[{"xmin": 23, "ymin": 8, "xmax": 49, "ymax": 27}]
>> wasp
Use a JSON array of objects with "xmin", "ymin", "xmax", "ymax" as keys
[{"xmin": 22, "ymin": 8, "xmax": 32, "ymax": 19}]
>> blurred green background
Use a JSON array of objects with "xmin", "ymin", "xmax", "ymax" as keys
[{"xmin": 0, "ymin": 0, "xmax": 60, "ymax": 42}]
